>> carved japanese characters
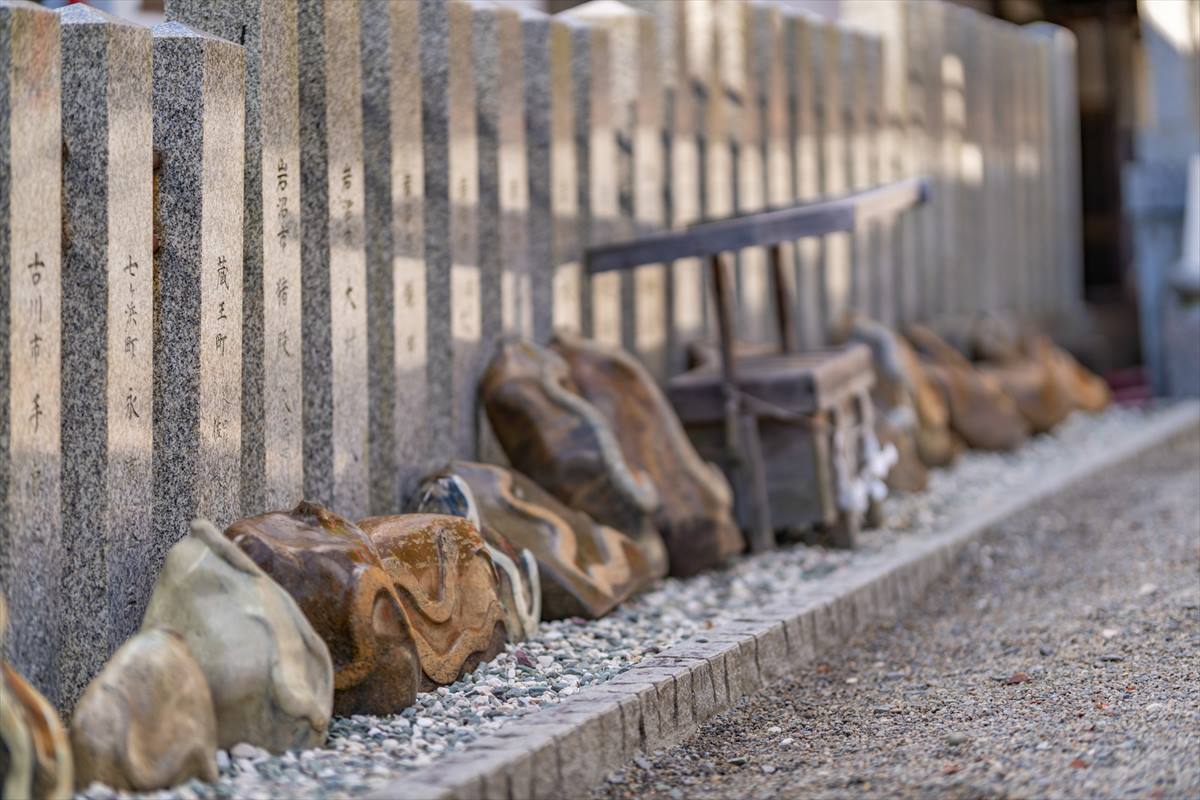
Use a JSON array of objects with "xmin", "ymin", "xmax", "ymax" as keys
[
  {"xmin": 140, "ymin": 519, "xmax": 333, "ymax": 753},
  {"xmin": 226, "ymin": 502, "xmax": 422, "ymax": 716},
  {"xmin": 480, "ymin": 338, "xmax": 668, "ymax": 577},
  {"xmin": 551, "ymin": 333, "xmax": 743, "ymax": 576},
  {"xmin": 69, "ymin": 628, "xmax": 217, "ymax": 792},
  {"xmin": 0, "ymin": 597, "xmax": 73, "ymax": 800},
  {"xmin": 355, "ymin": 514, "xmax": 508, "ymax": 687},
  {"xmin": 414, "ymin": 462, "xmax": 659, "ymax": 620}
]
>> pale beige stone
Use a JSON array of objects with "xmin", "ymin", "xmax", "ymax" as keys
[
  {"xmin": 70, "ymin": 628, "xmax": 217, "ymax": 791},
  {"xmin": 0, "ymin": 596, "xmax": 73, "ymax": 800},
  {"xmin": 141, "ymin": 519, "xmax": 333, "ymax": 752}
]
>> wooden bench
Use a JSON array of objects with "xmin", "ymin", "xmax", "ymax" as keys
[{"xmin": 584, "ymin": 178, "xmax": 930, "ymax": 552}]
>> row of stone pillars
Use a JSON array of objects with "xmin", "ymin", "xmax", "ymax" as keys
[{"xmin": 0, "ymin": 0, "xmax": 1081, "ymax": 710}]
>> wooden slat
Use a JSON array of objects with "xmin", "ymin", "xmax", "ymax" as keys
[{"xmin": 585, "ymin": 177, "xmax": 929, "ymax": 274}]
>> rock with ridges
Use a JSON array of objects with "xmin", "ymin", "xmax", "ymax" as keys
[
  {"xmin": 551, "ymin": 332, "xmax": 743, "ymax": 576},
  {"xmin": 355, "ymin": 514, "xmax": 507, "ymax": 687},
  {"xmin": 907, "ymin": 324, "xmax": 1031, "ymax": 452},
  {"xmin": 413, "ymin": 462, "xmax": 659, "ymax": 620},
  {"xmin": 226, "ymin": 502, "xmax": 422, "ymax": 716},
  {"xmin": 410, "ymin": 473, "xmax": 541, "ymax": 639},
  {"xmin": 70, "ymin": 628, "xmax": 217, "ymax": 791},
  {"xmin": 481, "ymin": 338, "xmax": 668, "ymax": 577}
]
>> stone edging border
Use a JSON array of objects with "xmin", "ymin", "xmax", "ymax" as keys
[{"xmin": 372, "ymin": 402, "xmax": 1200, "ymax": 800}]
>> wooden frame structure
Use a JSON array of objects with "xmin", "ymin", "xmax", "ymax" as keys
[{"xmin": 583, "ymin": 177, "xmax": 931, "ymax": 551}]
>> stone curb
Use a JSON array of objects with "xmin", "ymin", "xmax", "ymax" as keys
[{"xmin": 370, "ymin": 402, "xmax": 1200, "ymax": 800}]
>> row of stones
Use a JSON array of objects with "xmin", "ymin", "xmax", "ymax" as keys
[
  {"xmin": 397, "ymin": 404, "xmax": 1200, "ymax": 800},
  {"xmin": 386, "ymin": 535, "xmax": 963, "ymax": 800},
  {"xmin": 0, "ymin": 0, "xmax": 1079, "ymax": 714}
]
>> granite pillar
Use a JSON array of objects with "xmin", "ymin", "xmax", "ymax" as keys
[
  {"xmin": 419, "ymin": 0, "xmax": 480, "ymax": 461},
  {"xmin": 362, "ymin": 0, "xmax": 427, "ymax": 508},
  {"xmin": 473, "ymin": 2, "xmax": 530, "ymax": 340},
  {"xmin": 167, "ymin": 0, "xmax": 305, "ymax": 516},
  {"xmin": 784, "ymin": 9, "xmax": 824, "ymax": 348},
  {"xmin": 0, "ymin": 0, "xmax": 62, "ymax": 703},
  {"xmin": 716, "ymin": 1, "xmax": 772, "ymax": 345},
  {"xmin": 844, "ymin": 30, "xmax": 874, "ymax": 317},
  {"xmin": 521, "ymin": 10, "xmax": 580, "ymax": 342},
  {"xmin": 629, "ymin": 0, "xmax": 706, "ymax": 373},
  {"xmin": 567, "ymin": 18, "xmax": 621, "ymax": 348},
  {"xmin": 58, "ymin": 3, "xmax": 152, "ymax": 709},
  {"xmin": 753, "ymin": 3, "xmax": 798, "ymax": 345},
  {"xmin": 941, "ymin": 7, "xmax": 967, "ymax": 319},
  {"xmin": 915, "ymin": 1, "xmax": 947, "ymax": 323},
  {"xmin": 562, "ymin": 1, "xmax": 667, "ymax": 377},
  {"xmin": 151, "ymin": 21, "xmax": 245, "ymax": 609},
  {"xmin": 298, "ymin": 0, "xmax": 369, "ymax": 514},
  {"xmin": 817, "ymin": 22, "xmax": 851, "ymax": 335},
  {"xmin": 473, "ymin": 1, "xmax": 527, "ymax": 464}
]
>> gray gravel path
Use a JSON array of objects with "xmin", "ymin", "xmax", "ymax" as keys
[{"xmin": 593, "ymin": 431, "xmax": 1200, "ymax": 800}]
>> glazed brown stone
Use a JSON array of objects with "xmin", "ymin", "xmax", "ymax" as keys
[
  {"xmin": 356, "ymin": 514, "xmax": 508, "ymax": 688},
  {"xmin": 974, "ymin": 322, "xmax": 1110, "ymax": 424},
  {"xmin": 70, "ymin": 628, "xmax": 217, "ymax": 792},
  {"xmin": 416, "ymin": 462, "xmax": 661, "ymax": 620},
  {"xmin": 907, "ymin": 324, "xmax": 1031, "ymax": 452},
  {"xmin": 226, "ymin": 503, "xmax": 422, "ymax": 717},
  {"xmin": 550, "ymin": 333, "xmax": 743, "ymax": 577},
  {"xmin": 481, "ymin": 338, "xmax": 669, "ymax": 578},
  {"xmin": 1, "ymin": 598, "xmax": 73, "ymax": 800},
  {"xmin": 832, "ymin": 313, "xmax": 931, "ymax": 491},
  {"xmin": 410, "ymin": 471, "xmax": 542, "ymax": 640}
]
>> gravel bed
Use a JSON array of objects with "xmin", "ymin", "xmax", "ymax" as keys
[
  {"xmin": 590, "ymin": 416, "xmax": 1199, "ymax": 800},
  {"xmin": 80, "ymin": 404, "xmax": 1179, "ymax": 800}
]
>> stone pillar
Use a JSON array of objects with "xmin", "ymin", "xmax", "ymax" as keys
[
  {"xmin": 912, "ymin": 0, "xmax": 940, "ymax": 326},
  {"xmin": 521, "ymin": 10, "xmax": 579, "ymax": 342},
  {"xmin": 966, "ymin": 10, "xmax": 993, "ymax": 318},
  {"xmin": 167, "ymin": 0, "xmax": 304, "ymax": 516},
  {"xmin": 941, "ymin": 6, "xmax": 967, "ymax": 320},
  {"xmin": 473, "ymin": 1, "xmax": 527, "ymax": 464},
  {"xmin": 844, "ymin": 30, "xmax": 876, "ymax": 318},
  {"xmin": 151, "ymin": 21, "xmax": 245, "ymax": 600},
  {"xmin": 0, "ymin": 0, "xmax": 62, "ymax": 703},
  {"xmin": 58, "ymin": 4, "xmax": 152, "ymax": 709},
  {"xmin": 567, "ymin": 18, "xmax": 619, "ymax": 347},
  {"xmin": 841, "ymin": 0, "xmax": 910, "ymax": 324},
  {"xmin": 629, "ymin": 0, "xmax": 706, "ymax": 373},
  {"xmin": 362, "ymin": 0, "xmax": 427, "ymax": 508},
  {"xmin": 562, "ymin": 1, "xmax": 667, "ymax": 377},
  {"xmin": 784, "ymin": 9, "xmax": 824, "ymax": 348},
  {"xmin": 970, "ymin": 17, "xmax": 996, "ymax": 318},
  {"xmin": 715, "ymin": 1, "xmax": 773, "ymax": 345},
  {"xmin": 1028, "ymin": 22, "xmax": 1084, "ymax": 316},
  {"xmin": 947, "ymin": 6, "xmax": 981, "ymax": 317},
  {"xmin": 473, "ymin": 2, "xmax": 530, "ymax": 341},
  {"xmin": 1013, "ymin": 26, "xmax": 1035, "ymax": 317},
  {"xmin": 1031, "ymin": 34, "xmax": 1058, "ymax": 317},
  {"xmin": 298, "ymin": 0, "xmax": 369, "ymax": 514},
  {"xmin": 817, "ymin": 22, "xmax": 851, "ymax": 336},
  {"xmin": 754, "ymin": 3, "xmax": 799, "ymax": 343}
]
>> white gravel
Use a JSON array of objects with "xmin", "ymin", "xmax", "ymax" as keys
[{"xmin": 82, "ymin": 404, "xmax": 1175, "ymax": 800}]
